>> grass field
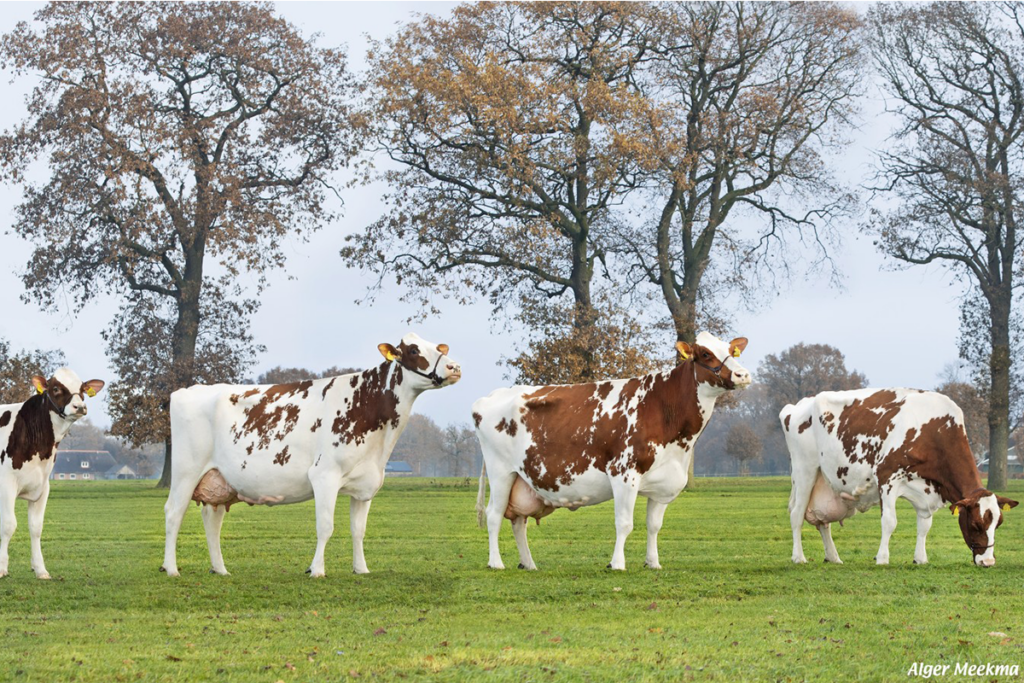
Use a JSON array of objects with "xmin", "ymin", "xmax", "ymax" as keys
[{"xmin": 1, "ymin": 477, "xmax": 1023, "ymax": 682}]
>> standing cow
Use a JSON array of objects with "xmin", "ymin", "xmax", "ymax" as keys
[
  {"xmin": 0, "ymin": 369, "xmax": 104, "ymax": 579},
  {"xmin": 162, "ymin": 333, "xmax": 460, "ymax": 577},
  {"xmin": 474, "ymin": 332, "xmax": 751, "ymax": 571},
  {"xmin": 782, "ymin": 388, "xmax": 1018, "ymax": 567}
]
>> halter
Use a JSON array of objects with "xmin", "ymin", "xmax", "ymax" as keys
[
  {"xmin": 402, "ymin": 353, "xmax": 446, "ymax": 386},
  {"xmin": 43, "ymin": 389, "xmax": 67, "ymax": 417},
  {"xmin": 694, "ymin": 358, "xmax": 726, "ymax": 376}
]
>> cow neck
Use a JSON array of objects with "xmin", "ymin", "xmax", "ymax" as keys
[
  {"xmin": 931, "ymin": 451, "xmax": 985, "ymax": 504},
  {"xmin": 380, "ymin": 360, "xmax": 419, "ymax": 448},
  {"xmin": 650, "ymin": 360, "xmax": 720, "ymax": 446}
]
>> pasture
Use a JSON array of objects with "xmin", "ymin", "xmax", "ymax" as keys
[{"xmin": 1, "ymin": 478, "xmax": 1022, "ymax": 682}]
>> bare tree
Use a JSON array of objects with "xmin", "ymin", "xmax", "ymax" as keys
[
  {"xmin": 345, "ymin": 2, "xmax": 660, "ymax": 381},
  {"xmin": 620, "ymin": 2, "xmax": 864, "ymax": 343},
  {"xmin": 868, "ymin": 2, "xmax": 1024, "ymax": 489}
]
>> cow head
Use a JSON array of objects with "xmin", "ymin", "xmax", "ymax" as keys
[
  {"xmin": 675, "ymin": 332, "xmax": 752, "ymax": 391},
  {"xmin": 950, "ymin": 490, "xmax": 1018, "ymax": 567},
  {"xmin": 378, "ymin": 333, "xmax": 462, "ymax": 390},
  {"xmin": 31, "ymin": 368, "xmax": 105, "ymax": 421}
]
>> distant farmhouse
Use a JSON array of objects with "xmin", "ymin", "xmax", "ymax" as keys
[
  {"xmin": 385, "ymin": 461, "xmax": 414, "ymax": 477},
  {"xmin": 51, "ymin": 450, "xmax": 139, "ymax": 481}
]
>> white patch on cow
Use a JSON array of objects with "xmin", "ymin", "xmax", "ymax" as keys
[{"xmin": 976, "ymin": 494, "xmax": 999, "ymax": 567}]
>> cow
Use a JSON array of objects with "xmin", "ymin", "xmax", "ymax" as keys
[
  {"xmin": 161, "ymin": 333, "xmax": 460, "ymax": 578},
  {"xmin": 473, "ymin": 331, "xmax": 751, "ymax": 571},
  {"xmin": 781, "ymin": 388, "xmax": 1018, "ymax": 567},
  {"xmin": 0, "ymin": 369, "xmax": 105, "ymax": 579}
]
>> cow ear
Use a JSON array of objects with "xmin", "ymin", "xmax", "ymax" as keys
[
  {"xmin": 378, "ymin": 343, "xmax": 402, "ymax": 362},
  {"xmin": 32, "ymin": 375, "xmax": 46, "ymax": 394},
  {"xmin": 675, "ymin": 341, "xmax": 694, "ymax": 361},
  {"xmin": 82, "ymin": 380, "xmax": 105, "ymax": 398},
  {"xmin": 997, "ymin": 496, "xmax": 1019, "ymax": 511},
  {"xmin": 950, "ymin": 501, "xmax": 963, "ymax": 516},
  {"xmin": 437, "ymin": 344, "xmax": 449, "ymax": 356},
  {"xmin": 729, "ymin": 338, "xmax": 748, "ymax": 358}
]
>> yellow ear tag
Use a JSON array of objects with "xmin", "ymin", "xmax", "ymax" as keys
[
  {"xmin": 952, "ymin": 506, "xmax": 959, "ymax": 517},
  {"xmin": 1003, "ymin": 504, "xmax": 1011, "ymax": 511},
  {"xmin": 85, "ymin": 387, "xmax": 96, "ymax": 398},
  {"xmin": 36, "ymin": 385, "xmax": 44, "ymax": 394},
  {"xmin": 385, "ymin": 351, "xmax": 398, "ymax": 362},
  {"xmin": 732, "ymin": 347, "xmax": 742, "ymax": 358}
]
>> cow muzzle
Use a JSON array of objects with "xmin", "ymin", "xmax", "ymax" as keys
[
  {"xmin": 975, "ymin": 555, "xmax": 995, "ymax": 568},
  {"xmin": 445, "ymin": 363, "xmax": 462, "ymax": 384}
]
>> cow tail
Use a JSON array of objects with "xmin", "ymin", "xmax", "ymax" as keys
[{"xmin": 476, "ymin": 461, "xmax": 488, "ymax": 529}]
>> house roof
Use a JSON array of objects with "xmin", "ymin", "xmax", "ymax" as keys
[
  {"xmin": 52, "ymin": 450, "xmax": 118, "ymax": 475},
  {"xmin": 106, "ymin": 463, "xmax": 137, "ymax": 476},
  {"xmin": 386, "ymin": 461, "xmax": 413, "ymax": 473}
]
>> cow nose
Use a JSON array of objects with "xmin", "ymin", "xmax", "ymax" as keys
[
  {"xmin": 447, "ymin": 363, "xmax": 461, "ymax": 373},
  {"xmin": 979, "ymin": 556, "xmax": 995, "ymax": 567}
]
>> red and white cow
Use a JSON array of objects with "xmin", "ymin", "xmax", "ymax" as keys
[
  {"xmin": 0, "ymin": 369, "xmax": 104, "ymax": 579},
  {"xmin": 782, "ymin": 388, "xmax": 1018, "ymax": 567},
  {"xmin": 474, "ymin": 332, "xmax": 751, "ymax": 571},
  {"xmin": 162, "ymin": 333, "xmax": 460, "ymax": 577}
]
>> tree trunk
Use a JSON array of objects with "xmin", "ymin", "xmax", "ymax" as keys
[
  {"xmin": 155, "ymin": 240, "xmax": 205, "ymax": 489},
  {"xmin": 987, "ymin": 296, "xmax": 1011, "ymax": 491},
  {"xmin": 569, "ymin": 231, "xmax": 597, "ymax": 381}
]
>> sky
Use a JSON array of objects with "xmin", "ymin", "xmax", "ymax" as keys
[{"xmin": 0, "ymin": 2, "xmax": 967, "ymax": 431}]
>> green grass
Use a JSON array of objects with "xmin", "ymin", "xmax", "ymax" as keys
[{"xmin": 1, "ymin": 478, "xmax": 1023, "ymax": 682}]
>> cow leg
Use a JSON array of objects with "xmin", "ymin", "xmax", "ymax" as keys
[
  {"xmin": 201, "ymin": 504, "xmax": 229, "ymax": 575},
  {"xmin": 308, "ymin": 470, "xmax": 342, "ymax": 578},
  {"xmin": 608, "ymin": 480, "xmax": 639, "ymax": 571},
  {"xmin": 162, "ymin": 473, "xmax": 203, "ymax": 577},
  {"xmin": 788, "ymin": 471, "xmax": 816, "ymax": 564},
  {"xmin": 644, "ymin": 499, "xmax": 668, "ymax": 569},
  {"xmin": 875, "ymin": 493, "xmax": 898, "ymax": 565},
  {"xmin": 0, "ymin": 484, "xmax": 16, "ymax": 578},
  {"xmin": 511, "ymin": 516, "xmax": 536, "ymax": 570},
  {"xmin": 27, "ymin": 483, "xmax": 51, "ymax": 579},
  {"xmin": 350, "ymin": 497, "xmax": 372, "ymax": 575},
  {"xmin": 485, "ymin": 471, "xmax": 515, "ymax": 569},
  {"xmin": 818, "ymin": 523, "xmax": 843, "ymax": 564},
  {"xmin": 913, "ymin": 510, "xmax": 933, "ymax": 565}
]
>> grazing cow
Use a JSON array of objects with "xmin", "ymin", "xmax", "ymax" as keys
[
  {"xmin": 162, "ymin": 333, "xmax": 460, "ymax": 578},
  {"xmin": 0, "ymin": 369, "xmax": 104, "ymax": 579},
  {"xmin": 474, "ymin": 332, "xmax": 751, "ymax": 571},
  {"xmin": 782, "ymin": 388, "xmax": 1018, "ymax": 567}
]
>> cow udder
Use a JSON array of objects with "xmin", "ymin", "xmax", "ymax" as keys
[
  {"xmin": 505, "ymin": 476, "xmax": 556, "ymax": 523},
  {"xmin": 192, "ymin": 469, "xmax": 240, "ymax": 510},
  {"xmin": 804, "ymin": 473, "xmax": 858, "ymax": 527}
]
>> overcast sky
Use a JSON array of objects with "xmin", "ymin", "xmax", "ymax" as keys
[{"xmin": 0, "ymin": 2, "xmax": 967, "ymax": 430}]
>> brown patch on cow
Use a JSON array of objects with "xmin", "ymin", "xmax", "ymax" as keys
[
  {"xmin": 797, "ymin": 417, "xmax": 812, "ymax": 434},
  {"xmin": 311, "ymin": 418, "xmax": 322, "ymax": 432},
  {"xmin": 322, "ymin": 377, "xmax": 336, "ymax": 398},
  {"xmin": 836, "ymin": 466, "xmax": 849, "ymax": 480},
  {"xmin": 230, "ymin": 387, "xmax": 261, "ymax": 405},
  {"xmin": 783, "ymin": 414, "xmax": 791, "ymax": 431},
  {"xmin": 0, "ymin": 395, "xmax": 57, "ymax": 470},
  {"xmin": 331, "ymin": 362, "xmax": 403, "ymax": 446},
  {"xmin": 517, "ymin": 360, "xmax": 708, "ymax": 491},
  {"xmin": 835, "ymin": 390, "xmax": 903, "ymax": 465},
  {"xmin": 0, "ymin": 410, "xmax": 10, "ymax": 428},
  {"xmin": 273, "ymin": 446, "xmax": 291, "ymax": 466},
  {"xmin": 818, "ymin": 412, "xmax": 835, "ymax": 434},
  {"xmin": 472, "ymin": 412, "xmax": 482, "ymax": 428},
  {"xmin": 495, "ymin": 417, "xmax": 518, "ymax": 437},
  {"xmin": 232, "ymin": 381, "xmax": 311, "ymax": 450},
  {"xmin": 349, "ymin": 376, "xmax": 358, "ymax": 388},
  {"xmin": 597, "ymin": 383, "xmax": 613, "ymax": 400},
  {"xmin": 398, "ymin": 342, "xmax": 431, "ymax": 372}
]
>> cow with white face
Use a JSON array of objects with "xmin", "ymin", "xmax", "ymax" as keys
[
  {"xmin": 0, "ymin": 369, "xmax": 105, "ymax": 579},
  {"xmin": 162, "ymin": 333, "xmax": 460, "ymax": 577},
  {"xmin": 782, "ymin": 388, "xmax": 1018, "ymax": 567},
  {"xmin": 474, "ymin": 332, "xmax": 751, "ymax": 571}
]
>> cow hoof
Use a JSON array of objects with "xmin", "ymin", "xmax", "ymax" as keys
[
  {"xmin": 518, "ymin": 563, "xmax": 524, "ymax": 569},
  {"xmin": 353, "ymin": 568, "xmax": 370, "ymax": 575},
  {"xmin": 305, "ymin": 567, "xmax": 312, "ymax": 574},
  {"xmin": 644, "ymin": 562, "xmax": 662, "ymax": 570},
  {"xmin": 35, "ymin": 573, "xmax": 51, "ymax": 580},
  {"xmin": 487, "ymin": 563, "xmax": 505, "ymax": 570},
  {"xmin": 824, "ymin": 558, "xmax": 843, "ymax": 565},
  {"xmin": 209, "ymin": 568, "xmax": 230, "ymax": 576},
  {"xmin": 159, "ymin": 566, "xmax": 166, "ymax": 572},
  {"xmin": 792, "ymin": 556, "xmax": 807, "ymax": 564},
  {"xmin": 0, "ymin": 571, "xmax": 7, "ymax": 579},
  {"xmin": 308, "ymin": 571, "xmax": 326, "ymax": 579}
]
